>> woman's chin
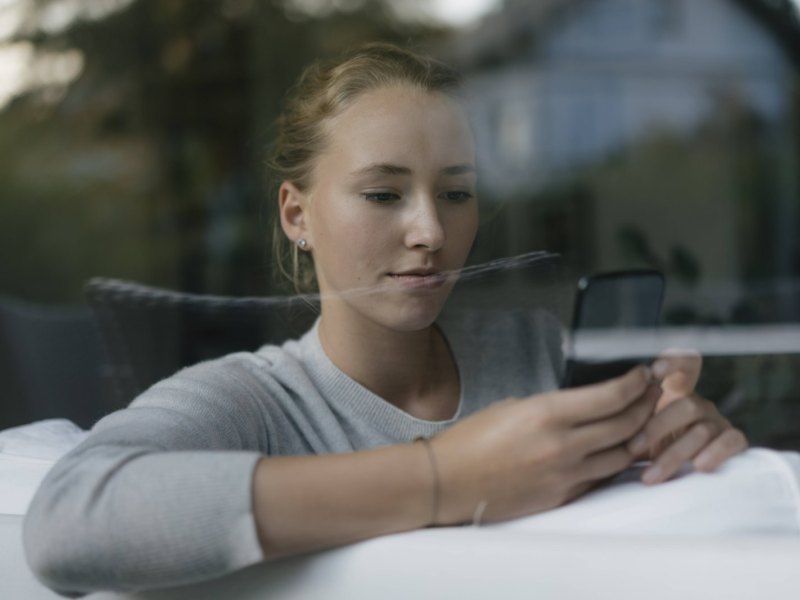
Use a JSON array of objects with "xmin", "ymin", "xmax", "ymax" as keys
[{"xmin": 380, "ymin": 297, "xmax": 449, "ymax": 332}]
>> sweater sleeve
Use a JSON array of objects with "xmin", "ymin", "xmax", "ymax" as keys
[{"xmin": 22, "ymin": 354, "xmax": 274, "ymax": 598}]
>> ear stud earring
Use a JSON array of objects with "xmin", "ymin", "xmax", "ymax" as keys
[{"xmin": 297, "ymin": 239, "xmax": 308, "ymax": 250}]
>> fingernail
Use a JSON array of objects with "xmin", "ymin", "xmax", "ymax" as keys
[
  {"xmin": 642, "ymin": 465, "xmax": 662, "ymax": 484},
  {"xmin": 629, "ymin": 433, "xmax": 648, "ymax": 455},
  {"xmin": 652, "ymin": 360, "xmax": 668, "ymax": 378}
]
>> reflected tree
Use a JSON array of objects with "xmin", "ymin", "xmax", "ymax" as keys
[{"xmin": 0, "ymin": 0, "xmax": 448, "ymax": 301}]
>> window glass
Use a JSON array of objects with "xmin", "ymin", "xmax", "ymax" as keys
[{"xmin": 1, "ymin": 0, "xmax": 799, "ymax": 451}]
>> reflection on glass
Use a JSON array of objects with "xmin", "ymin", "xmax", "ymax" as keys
[{"xmin": 0, "ymin": 1, "xmax": 798, "ymax": 443}]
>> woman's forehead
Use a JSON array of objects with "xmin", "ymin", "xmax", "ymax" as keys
[
  {"xmin": 321, "ymin": 85, "xmax": 475, "ymax": 170},
  {"xmin": 331, "ymin": 84, "xmax": 464, "ymax": 126}
]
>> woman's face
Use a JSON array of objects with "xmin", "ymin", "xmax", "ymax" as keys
[{"xmin": 292, "ymin": 84, "xmax": 478, "ymax": 332}]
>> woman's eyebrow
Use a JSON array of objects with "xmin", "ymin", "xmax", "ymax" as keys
[
  {"xmin": 441, "ymin": 164, "xmax": 476, "ymax": 176},
  {"xmin": 351, "ymin": 163, "xmax": 476, "ymax": 177},
  {"xmin": 352, "ymin": 163, "xmax": 412, "ymax": 177}
]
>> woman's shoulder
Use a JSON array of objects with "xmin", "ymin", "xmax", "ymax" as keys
[
  {"xmin": 132, "ymin": 331, "xmax": 314, "ymax": 409},
  {"xmin": 86, "ymin": 330, "xmax": 321, "ymax": 454}
]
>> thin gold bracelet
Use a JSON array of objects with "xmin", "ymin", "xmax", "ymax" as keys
[{"xmin": 414, "ymin": 436, "xmax": 440, "ymax": 526}]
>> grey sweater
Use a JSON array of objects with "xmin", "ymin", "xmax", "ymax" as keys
[{"xmin": 23, "ymin": 308, "xmax": 563, "ymax": 597}]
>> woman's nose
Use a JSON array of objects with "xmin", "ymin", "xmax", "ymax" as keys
[{"xmin": 404, "ymin": 198, "xmax": 445, "ymax": 251}]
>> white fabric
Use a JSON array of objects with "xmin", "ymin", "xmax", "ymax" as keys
[
  {"xmin": 0, "ymin": 419, "xmax": 88, "ymax": 516},
  {"xmin": 84, "ymin": 530, "xmax": 800, "ymax": 600},
  {"xmin": 0, "ymin": 455, "xmax": 59, "ymax": 516},
  {"xmin": 493, "ymin": 449, "xmax": 800, "ymax": 537},
  {"xmin": 0, "ymin": 418, "xmax": 89, "ymax": 461}
]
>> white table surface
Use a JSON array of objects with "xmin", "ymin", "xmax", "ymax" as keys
[
  {"xmin": 4, "ymin": 512, "xmax": 800, "ymax": 600},
  {"xmin": 91, "ymin": 528, "xmax": 800, "ymax": 600}
]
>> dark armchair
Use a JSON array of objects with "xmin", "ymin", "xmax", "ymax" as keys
[
  {"xmin": 0, "ymin": 296, "xmax": 105, "ymax": 429},
  {"xmin": 84, "ymin": 278, "xmax": 318, "ymax": 408}
]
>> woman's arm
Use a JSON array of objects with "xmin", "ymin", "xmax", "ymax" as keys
[
  {"xmin": 23, "ymin": 357, "xmax": 273, "ymax": 597},
  {"xmin": 253, "ymin": 443, "xmax": 433, "ymax": 559},
  {"xmin": 25, "ymin": 361, "xmax": 656, "ymax": 595},
  {"xmin": 252, "ymin": 367, "xmax": 661, "ymax": 558}
]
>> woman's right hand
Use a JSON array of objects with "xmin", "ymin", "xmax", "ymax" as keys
[{"xmin": 430, "ymin": 366, "xmax": 660, "ymax": 525}]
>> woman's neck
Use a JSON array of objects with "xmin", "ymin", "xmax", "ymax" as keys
[{"xmin": 317, "ymin": 307, "xmax": 459, "ymax": 421}]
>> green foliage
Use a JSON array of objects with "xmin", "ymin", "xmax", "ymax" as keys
[{"xmin": 0, "ymin": 0, "xmax": 448, "ymax": 302}]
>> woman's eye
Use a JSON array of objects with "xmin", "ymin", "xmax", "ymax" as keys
[
  {"xmin": 363, "ymin": 191, "xmax": 400, "ymax": 203},
  {"xmin": 441, "ymin": 191, "xmax": 474, "ymax": 202}
]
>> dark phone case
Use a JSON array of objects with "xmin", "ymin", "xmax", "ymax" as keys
[
  {"xmin": 563, "ymin": 357, "xmax": 649, "ymax": 388},
  {"xmin": 561, "ymin": 270, "xmax": 665, "ymax": 388}
]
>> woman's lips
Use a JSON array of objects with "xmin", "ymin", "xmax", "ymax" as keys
[{"xmin": 387, "ymin": 272, "xmax": 447, "ymax": 290}]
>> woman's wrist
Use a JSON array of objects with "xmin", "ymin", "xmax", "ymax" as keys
[{"xmin": 414, "ymin": 437, "xmax": 441, "ymax": 527}]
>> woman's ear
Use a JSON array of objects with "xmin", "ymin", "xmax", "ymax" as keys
[{"xmin": 278, "ymin": 181, "xmax": 310, "ymax": 245}]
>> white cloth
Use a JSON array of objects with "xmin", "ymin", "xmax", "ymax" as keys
[
  {"xmin": 0, "ymin": 418, "xmax": 89, "ymax": 461},
  {"xmin": 0, "ymin": 419, "xmax": 88, "ymax": 515},
  {"xmin": 493, "ymin": 449, "xmax": 800, "ymax": 537}
]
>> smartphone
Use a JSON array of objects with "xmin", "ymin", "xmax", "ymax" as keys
[{"xmin": 561, "ymin": 270, "xmax": 665, "ymax": 388}]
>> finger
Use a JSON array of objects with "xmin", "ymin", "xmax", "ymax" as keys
[
  {"xmin": 570, "ymin": 445, "xmax": 635, "ymax": 485},
  {"xmin": 652, "ymin": 349, "xmax": 702, "ymax": 392},
  {"xmin": 554, "ymin": 365, "xmax": 651, "ymax": 425},
  {"xmin": 560, "ymin": 481, "xmax": 594, "ymax": 507},
  {"xmin": 641, "ymin": 419, "xmax": 724, "ymax": 484},
  {"xmin": 693, "ymin": 428, "xmax": 749, "ymax": 472},
  {"xmin": 627, "ymin": 394, "xmax": 717, "ymax": 457},
  {"xmin": 567, "ymin": 383, "xmax": 661, "ymax": 455}
]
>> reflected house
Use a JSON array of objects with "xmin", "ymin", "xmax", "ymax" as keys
[{"xmin": 451, "ymin": 0, "xmax": 800, "ymax": 319}]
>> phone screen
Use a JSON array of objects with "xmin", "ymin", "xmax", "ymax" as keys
[{"xmin": 561, "ymin": 270, "xmax": 665, "ymax": 388}]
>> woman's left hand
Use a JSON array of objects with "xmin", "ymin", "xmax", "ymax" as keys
[{"xmin": 626, "ymin": 351, "xmax": 749, "ymax": 485}]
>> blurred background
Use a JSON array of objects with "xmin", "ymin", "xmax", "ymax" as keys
[{"xmin": 1, "ymin": 0, "xmax": 799, "ymax": 448}]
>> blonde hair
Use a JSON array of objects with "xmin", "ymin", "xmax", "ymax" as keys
[{"xmin": 267, "ymin": 42, "xmax": 463, "ymax": 294}]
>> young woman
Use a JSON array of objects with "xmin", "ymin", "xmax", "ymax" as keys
[{"xmin": 23, "ymin": 43, "xmax": 747, "ymax": 596}]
